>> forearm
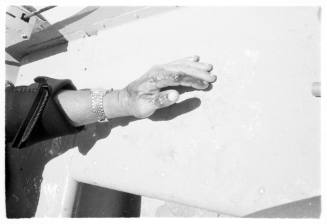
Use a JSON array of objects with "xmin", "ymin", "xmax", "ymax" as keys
[
  {"xmin": 5, "ymin": 77, "xmax": 86, "ymax": 148},
  {"xmin": 55, "ymin": 89, "xmax": 130, "ymax": 126}
]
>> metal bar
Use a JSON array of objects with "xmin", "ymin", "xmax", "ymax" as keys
[
  {"xmin": 312, "ymin": 82, "xmax": 321, "ymax": 97},
  {"xmin": 23, "ymin": 6, "xmax": 56, "ymax": 19}
]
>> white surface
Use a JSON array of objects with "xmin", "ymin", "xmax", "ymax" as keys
[
  {"xmin": 141, "ymin": 197, "xmax": 218, "ymax": 217},
  {"xmin": 18, "ymin": 7, "xmax": 320, "ymax": 216},
  {"xmin": 35, "ymin": 149, "xmax": 78, "ymax": 217},
  {"xmin": 35, "ymin": 6, "xmax": 85, "ymax": 24}
]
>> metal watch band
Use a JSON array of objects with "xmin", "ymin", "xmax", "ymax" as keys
[{"xmin": 90, "ymin": 88, "xmax": 112, "ymax": 122}]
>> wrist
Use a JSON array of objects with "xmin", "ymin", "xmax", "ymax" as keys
[{"xmin": 103, "ymin": 89, "xmax": 131, "ymax": 119}]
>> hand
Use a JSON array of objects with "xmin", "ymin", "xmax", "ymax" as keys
[{"xmin": 120, "ymin": 56, "xmax": 217, "ymax": 118}]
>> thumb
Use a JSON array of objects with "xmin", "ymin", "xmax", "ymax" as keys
[{"xmin": 153, "ymin": 90, "xmax": 179, "ymax": 109}]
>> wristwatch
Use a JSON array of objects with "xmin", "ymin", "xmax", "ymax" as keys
[{"xmin": 90, "ymin": 88, "xmax": 112, "ymax": 122}]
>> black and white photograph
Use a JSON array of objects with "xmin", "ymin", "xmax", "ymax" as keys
[{"xmin": 2, "ymin": 0, "xmax": 325, "ymax": 221}]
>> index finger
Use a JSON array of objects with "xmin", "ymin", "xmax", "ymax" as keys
[
  {"xmin": 150, "ymin": 70, "xmax": 212, "ymax": 89},
  {"xmin": 171, "ymin": 55, "xmax": 200, "ymax": 63},
  {"xmin": 166, "ymin": 64, "xmax": 217, "ymax": 83}
]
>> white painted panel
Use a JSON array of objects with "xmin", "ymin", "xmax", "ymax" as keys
[
  {"xmin": 19, "ymin": 7, "xmax": 320, "ymax": 216},
  {"xmin": 36, "ymin": 6, "xmax": 86, "ymax": 24}
]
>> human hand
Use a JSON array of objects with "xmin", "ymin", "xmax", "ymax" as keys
[{"xmin": 118, "ymin": 56, "xmax": 217, "ymax": 119}]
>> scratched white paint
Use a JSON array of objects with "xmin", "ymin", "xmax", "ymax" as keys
[
  {"xmin": 36, "ymin": 6, "xmax": 85, "ymax": 24},
  {"xmin": 141, "ymin": 197, "xmax": 218, "ymax": 217},
  {"xmin": 18, "ymin": 7, "xmax": 320, "ymax": 216},
  {"xmin": 35, "ymin": 149, "xmax": 78, "ymax": 217}
]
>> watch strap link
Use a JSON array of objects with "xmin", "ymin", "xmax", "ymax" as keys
[{"xmin": 90, "ymin": 88, "xmax": 111, "ymax": 122}]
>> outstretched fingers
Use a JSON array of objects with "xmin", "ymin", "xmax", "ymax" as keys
[{"xmin": 152, "ymin": 66, "xmax": 216, "ymax": 90}]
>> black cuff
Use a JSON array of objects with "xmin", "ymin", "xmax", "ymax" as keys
[
  {"xmin": 35, "ymin": 76, "xmax": 84, "ymax": 139},
  {"xmin": 6, "ymin": 76, "xmax": 84, "ymax": 149}
]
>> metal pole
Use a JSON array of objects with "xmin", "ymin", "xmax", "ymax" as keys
[{"xmin": 23, "ymin": 6, "xmax": 56, "ymax": 19}]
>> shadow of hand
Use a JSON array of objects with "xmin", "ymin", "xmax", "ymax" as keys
[{"xmin": 149, "ymin": 97, "xmax": 201, "ymax": 121}]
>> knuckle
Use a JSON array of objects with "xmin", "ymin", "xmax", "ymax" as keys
[{"xmin": 149, "ymin": 65, "xmax": 166, "ymax": 76}]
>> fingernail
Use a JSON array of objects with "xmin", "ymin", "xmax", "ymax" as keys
[
  {"xmin": 201, "ymin": 81, "xmax": 209, "ymax": 89},
  {"xmin": 193, "ymin": 55, "xmax": 200, "ymax": 61},
  {"xmin": 211, "ymin": 75, "xmax": 217, "ymax": 82}
]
